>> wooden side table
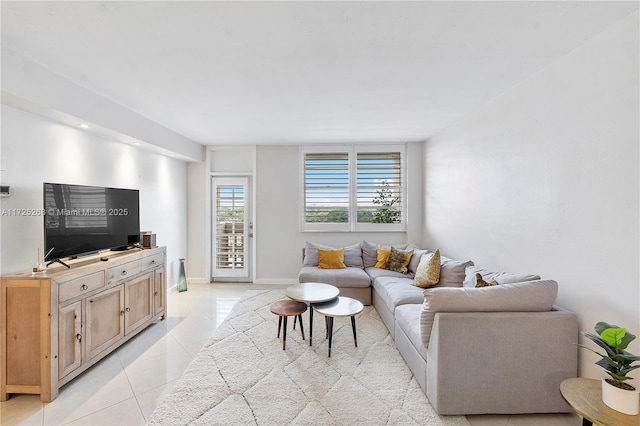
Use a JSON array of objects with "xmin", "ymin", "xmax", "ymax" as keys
[
  {"xmin": 270, "ymin": 300, "xmax": 307, "ymax": 350},
  {"xmin": 560, "ymin": 378, "xmax": 639, "ymax": 426}
]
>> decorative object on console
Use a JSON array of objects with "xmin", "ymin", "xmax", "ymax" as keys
[
  {"xmin": 140, "ymin": 231, "xmax": 156, "ymax": 248},
  {"xmin": 178, "ymin": 258, "xmax": 188, "ymax": 292},
  {"xmin": 578, "ymin": 321, "xmax": 640, "ymax": 415}
]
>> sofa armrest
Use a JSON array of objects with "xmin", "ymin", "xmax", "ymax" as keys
[{"xmin": 426, "ymin": 309, "xmax": 578, "ymax": 415}]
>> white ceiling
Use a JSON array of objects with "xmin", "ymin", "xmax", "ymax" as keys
[{"xmin": 1, "ymin": 1, "xmax": 638, "ymax": 146}]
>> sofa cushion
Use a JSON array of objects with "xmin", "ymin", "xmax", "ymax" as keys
[
  {"xmin": 362, "ymin": 241, "xmax": 418, "ymax": 268},
  {"xmin": 372, "ymin": 276, "xmax": 425, "ymax": 313},
  {"xmin": 463, "ymin": 266, "xmax": 541, "ymax": 288},
  {"xmin": 420, "ymin": 280, "xmax": 558, "ymax": 347},
  {"xmin": 303, "ymin": 242, "xmax": 363, "ymax": 268},
  {"xmin": 413, "ymin": 249, "xmax": 441, "ymax": 288},
  {"xmin": 395, "ymin": 303, "xmax": 428, "ymax": 360},
  {"xmin": 318, "ymin": 248, "xmax": 346, "ymax": 269},
  {"xmin": 298, "ymin": 266, "xmax": 371, "ymax": 288},
  {"xmin": 439, "ymin": 256, "xmax": 474, "ymax": 288},
  {"xmin": 366, "ymin": 267, "xmax": 414, "ymax": 281}
]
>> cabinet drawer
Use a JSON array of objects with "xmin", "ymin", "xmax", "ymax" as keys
[
  {"xmin": 59, "ymin": 271, "xmax": 105, "ymax": 303},
  {"xmin": 140, "ymin": 252, "xmax": 164, "ymax": 272},
  {"xmin": 107, "ymin": 261, "xmax": 140, "ymax": 284}
]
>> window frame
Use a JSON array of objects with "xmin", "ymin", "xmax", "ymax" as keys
[{"xmin": 300, "ymin": 144, "xmax": 407, "ymax": 232}]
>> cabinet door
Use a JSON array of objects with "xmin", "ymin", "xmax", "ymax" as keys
[
  {"xmin": 58, "ymin": 302, "xmax": 82, "ymax": 378},
  {"xmin": 153, "ymin": 268, "xmax": 166, "ymax": 317},
  {"xmin": 125, "ymin": 273, "xmax": 153, "ymax": 334},
  {"xmin": 85, "ymin": 285, "xmax": 125, "ymax": 361}
]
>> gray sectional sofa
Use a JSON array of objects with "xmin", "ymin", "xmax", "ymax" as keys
[{"xmin": 298, "ymin": 241, "xmax": 579, "ymax": 415}]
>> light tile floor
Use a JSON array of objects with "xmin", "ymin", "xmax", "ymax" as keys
[{"xmin": 1, "ymin": 283, "xmax": 581, "ymax": 426}]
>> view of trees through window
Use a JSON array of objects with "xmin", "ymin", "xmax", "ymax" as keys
[{"xmin": 304, "ymin": 150, "xmax": 402, "ymax": 226}]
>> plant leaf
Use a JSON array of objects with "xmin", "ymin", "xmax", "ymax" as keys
[
  {"xmin": 595, "ymin": 321, "xmax": 617, "ymax": 335},
  {"xmin": 620, "ymin": 330, "xmax": 637, "ymax": 350},
  {"xmin": 601, "ymin": 327, "xmax": 626, "ymax": 348},
  {"xmin": 582, "ymin": 332, "xmax": 617, "ymax": 357}
]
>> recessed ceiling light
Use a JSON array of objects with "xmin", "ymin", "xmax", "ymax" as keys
[
  {"xmin": 79, "ymin": 123, "xmax": 89, "ymax": 129},
  {"xmin": 132, "ymin": 141, "xmax": 141, "ymax": 146}
]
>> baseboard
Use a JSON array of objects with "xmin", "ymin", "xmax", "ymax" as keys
[
  {"xmin": 253, "ymin": 278, "xmax": 299, "ymax": 285},
  {"xmin": 182, "ymin": 278, "xmax": 299, "ymax": 285}
]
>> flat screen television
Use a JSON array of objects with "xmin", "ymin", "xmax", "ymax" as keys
[{"xmin": 44, "ymin": 182, "xmax": 140, "ymax": 266}]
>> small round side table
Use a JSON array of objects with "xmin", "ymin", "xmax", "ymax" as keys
[
  {"xmin": 560, "ymin": 378, "xmax": 639, "ymax": 426},
  {"xmin": 313, "ymin": 296, "xmax": 364, "ymax": 357},
  {"xmin": 285, "ymin": 282, "xmax": 339, "ymax": 346},
  {"xmin": 270, "ymin": 299, "xmax": 307, "ymax": 350}
]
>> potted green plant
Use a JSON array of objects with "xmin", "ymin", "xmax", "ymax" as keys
[{"xmin": 579, "ymin": 321, "xmax": 640, "ymax": 415}]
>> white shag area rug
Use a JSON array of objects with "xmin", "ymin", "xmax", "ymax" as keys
[{"xmin": 149, "ymin": 288, "xmax": 470, "ymax": 426}]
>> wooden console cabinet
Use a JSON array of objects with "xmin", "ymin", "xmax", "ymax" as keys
[{"xmin": 0, "ymin": 247, "xmax": 167, "ymax": 402}]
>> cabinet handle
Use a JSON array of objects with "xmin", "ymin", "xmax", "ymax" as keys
[
  {"xmin": 120, "ymin": 310, "xmax": 125, "ymax": 316},
  {"xmin": 121, "ymin": 270, "xmax": 128, "ymax": 276},
  {"xmin": 151, "ymin": 260, "xmax": 156, "ymax": 265},
  {"xmin": 154, "ymin": 291, "xmax": 159, "ymax": 296},
  {"xmin": 76, "ymin": 333, "xmax": 82, "ymax": 342},
  {"xmin": 81, "ymin": 284, "xmax": 89, "ymax": 291},
  {"xmin": 126, "ymin": 307, "xmax": 131, "ymax": 312}
]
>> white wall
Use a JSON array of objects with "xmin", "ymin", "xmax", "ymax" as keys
[
  {"xmin": 187, "ymin": 143, "xmax": 424, "ymax": 284},
  {"xmin": 424, "ymin": 13, "xmax": 639, "ymax": 386},
  {"xmin": 186, "ymin": 160, "xmax": 208, "ymax": 281},
  {"xmin": 254, "ymin": 143, "xmax": 424, "ymax": 283},
  {"xmin": 0, "ymin": 105, "xmax": 188, "ymax": 289}
]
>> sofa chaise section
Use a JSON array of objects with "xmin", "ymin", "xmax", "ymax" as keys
[
  {"xmin": 424, "ymin": 308, "xmax": 578, "ymax": 415},
  {"xmin": 389, "ymin": 279, "xmax": 579, "ymax": 415}
]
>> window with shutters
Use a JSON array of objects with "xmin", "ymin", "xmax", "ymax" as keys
[{"xmin": 301, "ymin": 145, "xmax": 406, "ymax": 232}]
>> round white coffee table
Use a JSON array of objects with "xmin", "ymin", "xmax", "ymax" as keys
[
  {"xmin": 313, "ymin": 296, "xmax": 364, "ymax": 357},
  {"xmin": 285, "ymin": 282, "xmax": 339, "ymax": 346}
]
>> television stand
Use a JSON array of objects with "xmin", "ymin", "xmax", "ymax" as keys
[
  {"xmin": 1, "ymin": 246, "xmax": 167, "ymax": 402},
  {"xmin": 46, "ymin": 258, "xmax": 70, "ymax": 269}
]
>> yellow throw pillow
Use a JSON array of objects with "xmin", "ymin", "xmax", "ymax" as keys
[
  {"xmin": 375, "ymin": 247, "xmax": 391, "ymax": 268},
  {"xmin": 385, "ymin": 247, "xmax": 413, "ymax": 274},
  {"xmin": 318, "ymin": 248, "xmax": 346, "ymax": 269},
  {"xmin": 413, "ymin": 249, "xmax": 441, "ymax": 288}
]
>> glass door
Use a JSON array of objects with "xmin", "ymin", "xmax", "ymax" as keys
[{"xmin": 211, "ymin": 177, "xmax": 251, "ymax": 281}]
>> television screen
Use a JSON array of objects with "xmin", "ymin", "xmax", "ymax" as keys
[{"xmin": 44, "ymin": 182, "xmax": 140, "ymax": 262}]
